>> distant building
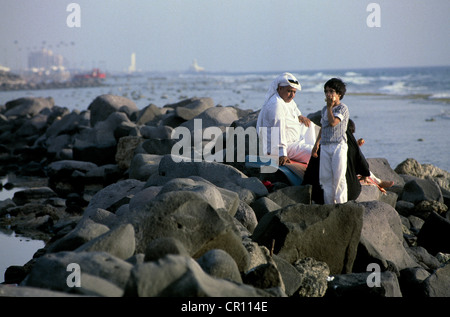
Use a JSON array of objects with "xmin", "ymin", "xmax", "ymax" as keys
[
  {"xmin": 128, "ymin": 53, "xmax": 136, "ymax": 73},
  {"xmin": 28, "ymin": 49, "xmax": 64, "ymax": 70}
]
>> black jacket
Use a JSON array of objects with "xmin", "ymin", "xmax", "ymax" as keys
[{"xmin": 302, "ymin": 130, "xmax": 370, "ymax": 203}]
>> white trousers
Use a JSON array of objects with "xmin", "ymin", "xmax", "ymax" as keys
[
  {"xmin": 320, "ymin": 141, "xmax": 348, "ymax": 204},
  {"xmin": 286, "ymin": 123, "xmax": 317, "ymax": 164}
]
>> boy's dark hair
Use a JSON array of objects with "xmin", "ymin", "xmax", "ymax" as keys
[{"xmin": 324, "ymin": 78, "xmax": 347, "ymax": 100}]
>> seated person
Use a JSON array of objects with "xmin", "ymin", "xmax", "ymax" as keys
[{"xmin": 256, "ymin": 72, "xmax": 317, "ymax": 166}]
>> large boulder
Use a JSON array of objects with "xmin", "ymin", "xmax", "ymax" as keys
[
  {"xmin": 417, "ymin": 211, "xmax": 450, "ymax": 255},
  {"xmin": 155, "ymin": 176, "xmax": 240, "ymax": 216},
  {"xmin": 266, "ymin": 185, "xmax": 312, "ymax": 207},
  {"xmin": 45, "ymin": 219, "xmax": 110, "ymax": 253},
  {"xmin": 45, "ymin": 110, "xmax": 90, "ymax": 138},
  {"xmin": 367, "ymin": 158, "xmax": 405, "ymax": 189},
  {"xmin": 395, "ymin": 158, "xmax": 450, "ymax": 192},
  {"xmin": 88, "ymin": 94, "xmax": 138, "ymax": 127},
  {"xmin": 21, "ymin": 251, "xmax": 133, "ymax": 294},
  {"xmin": 152, "ymin": 154, "xmax": 268, "ymax": 203},
  {"xmin": 422, "ymin": 263, "xmax": 450, "ymax": 297},
  {"xmin": 46, "ymin": 160, "xmax": 99, "ymax": 196},
  {"xmin": 180, "ymin": 106, "xmax": 239, "ymax": 132},
  {"xmin": 400, "ymin": 177, "xmax": 443, "ymax": 204},
  {"xmin": 173, "ymin": 97, "xmax": 214, "ymax": 121},
  {"xmin": 326, "ymin": 271, "xmax": 402, "ymax": 297},
  {"xmin": 73, "ymin": 112, "xmax": 134, "ymax": 165},
  {"xmin": 82, "ymin": 179, "xmax": 145, "ymax": 217},
  {"xmin": 251, "ymin": 202, "xmax": 364, "ymax": 274},
  {"xmin": 118, "ymin": 190, "xmax": 250, "ymax": 272},
  {"xmin": 128, "ymin": 153, "xmax": 162, "ymax": 181},
  {"xmin": 4, "ymin": 97, "xmax": 54, "ymax": 117},
  {"xmin": 74, "ymin": 223, "xmax": 136, "ymax": 260},
  {"xmin": 354, "ymin": 201, "xmax": 418, "ymax": 271},
  {"xmin": 124, "ymin": 255, "xmax": 272, "ymax": 297}
]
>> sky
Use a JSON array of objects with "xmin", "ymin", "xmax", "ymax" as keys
[{"xmin": 1, "ymin": 0, "xmax": 449, "ymax": 73}]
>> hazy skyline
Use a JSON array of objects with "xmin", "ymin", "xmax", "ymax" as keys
[{"xmin": 1, "ymin": 0, "xmax": 449, "ymax": 73}]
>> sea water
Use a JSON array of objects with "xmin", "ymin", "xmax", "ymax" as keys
[{"xmin": 0, "ymin": 176, "xmax": 46, "ymax": 284}]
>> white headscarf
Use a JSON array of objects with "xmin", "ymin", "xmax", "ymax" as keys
[{"xmin": 263, "ymin": 72, "xmax": 302, "ymax": 104}]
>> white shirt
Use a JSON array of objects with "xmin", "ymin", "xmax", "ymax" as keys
[{"xmin": 256, "ymin": 93, "xmax": 303, "ymax": 157}]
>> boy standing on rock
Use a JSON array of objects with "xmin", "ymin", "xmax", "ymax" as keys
[{"xmin": 312, "ymin": 78, "xmax": 349, "ymax": 204}]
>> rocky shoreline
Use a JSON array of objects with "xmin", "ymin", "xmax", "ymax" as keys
[
  {"xmin": 0, "ymin": 70, "xmax": 105, "ymax": 92},
  {"xmin": 0, "ymin": 94, "xmax": 449, "ymax": 297}
]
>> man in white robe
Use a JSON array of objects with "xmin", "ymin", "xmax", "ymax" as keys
[{"xmin": 256, "ymin": 72, "xmax": 317, "ymax": 166}]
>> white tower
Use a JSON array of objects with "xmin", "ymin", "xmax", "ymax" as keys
[{"xmin": 128, "ymin": 53, "xmax": 136, "ymax": 73}]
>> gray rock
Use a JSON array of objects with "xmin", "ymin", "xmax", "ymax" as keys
[
  {"xmin": 75, "ymin": 223, "xmax": 136, "ymax": 260},
  {"xmin": 155, "ymin": 154, "xmax": 268, "ymax": 203},
  {"xmin": 141, "ymin": 138, "xmax": 177, "ymax": 155},
  {"xmin": 140, "ymin": 125, "xmax": 173, "ymax": 139},
  {"xmin": 414, "ymin": 200, "xmax": 448, "ymax": 219},
  {"xmin": 355, "ymin": 201, "xmax": 418, "ymax": 271},
  {"xmin": 243, "ymin": 262, "xmax": 284, "ymax": 291},
  {"xmin": 73, "ymin": 112, "xmax": 133, "ymax": 165},
  {"xmin": 234, "ymin": 200, "xmax": 258, "ymax": 233},
  {"xmin": 82, "ymin": 179, "xmax": 145, "ymax": 218},
  {"xmin": 127, "ymin": 186, "xmax": 162, "ymax": 211},
  {"xmin": 266, "ymin": 185, "xmax": 312, "ymax": 207},
  {"xmin": 398, "ymin": 267, "xmax": 430, "ymax": 297},
  {"xmin": 272, "ymin": 255, "xmax": 303, "ymax": 297},
  {"xmin": 144, "ymin": 237, "xmax": 190, "ymax": 262},
  {"xmin": 135, "ymin": 104, "xmax": 163, "ymax": 125},
  {"xmin": 115, "ymin": 136, "xmax": 144, "ymax": 170},
  {"xmin": 174, "ymin": 97, "xmax": 214, "ymax": 121},
  {"xmin": 82, "ymin": 208, "xmax": 117, "ymax": 228},
  {"xmin": 196, "ymin": 249, "xmax": 243, "ymax": 283},
  {"xmin": 88, "ymin": 94, "xmax": 138, "ymax": 127},
  {"xmin": 128, "ymin": 153, "xmax": 163, "ymax": 181},
  {"xmin": 45, "ymin": 134, "xmax": 74, "ymax": 159},
  {"xmin": 120, "ymin": 190, "xmax": 250, "ymax": 272},
  {"xmin": 293, "ymin": 257, "xmax": 330, "ymax": 297},
  {"xmin": 16, "ymin": 113, "xmax": 48, "ymax": 137},
  {"xmin": 47, "ymin": 160, "xmax": 99, "ymax": 196},
  {"xmin": 422, "ymin": 263, "xmax": 450, "ymax": 297},
  {"xmin": 4, "ymin": 97, "xmax": 54, "ymax": 117},
  {"xmin": 395, "ymin": 200, "xmax": 415, "ymax": 217},
  {"xmin": 0, "ymin": 284, "xmax": 79, "ymax": 297},
  {"xmin": 22, "ymin": 251, "xmax": 133, "ymax": 293},
  {"xmin": 156, "ymin": 177, "xmax": 240, "ymax": 216},
  {"xmin": 76, "ymin": 273, "xmax": 124, "ymax": 297},
  {"xmin": 45, "ymin": 110, "xmax": 90, "ymax": 138},
  {"xmin": 180, "ymin": 106, "xmax": 239, "ymax": 132},
  {"xmin": 355, "ymin": 184, "xmax": 383, "ymax": 202},
  {"xmin": 406, "ymin": 246, "xmax": 441, "ymax": 270},
  {"xmin": 12, "ymin": 187, "xmax": 57, "ymax": 205},
  {"xmin": 400, "ymin": 177, "xmax": 443, "ymax": 204},
  {"xmin": 326, "ymin": 271, "xmax": 402, "ymax": 297},
  {"xmin": 395, "ymin": 158, "xmax": 450, "ymax": 192},
  {"xmin": 124, "ymin": 255, "xmax": 273, "ymax": 297},
  {"xmin": 417, "ymin": 211, "xmax": 450, "ymax": 255},
  {"xmin": 367, "ymin": 157, "xmax": 405, "ymax": 187},
  {"xmin": 250, "ymin": 197, "xmax": 281, "ymax": 221},
  {"xmin": 252, "ymin": 202, "xmax": 364, "ymax": 274},
  {"xmin": 46, "ymin": 219, "xmax": 110, "ymax": 253}
]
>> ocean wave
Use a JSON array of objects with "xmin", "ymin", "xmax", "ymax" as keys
[{"xmin": 429, "ymin": 92, "xmax": 450, "ymax": 99}]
